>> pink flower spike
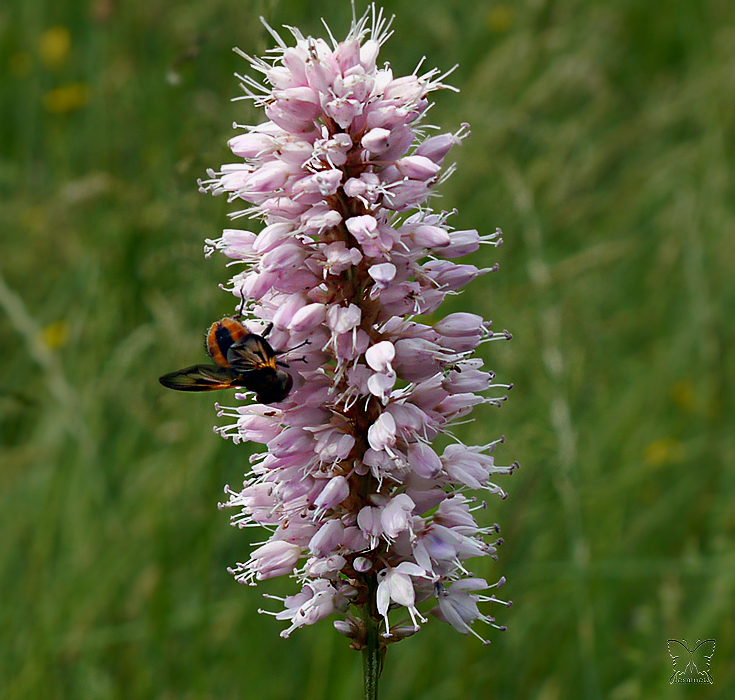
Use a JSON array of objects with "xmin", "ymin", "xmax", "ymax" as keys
[{"xmin": 188, "ymin": 3, "xmax": 514, "ymax": 660}]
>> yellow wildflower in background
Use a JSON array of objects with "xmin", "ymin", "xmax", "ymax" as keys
[
  {"xmin": 43, "ymin": 83, "xmax": 90, "ymax": 113},
  {"xmin": 41, "ymin": 321, "xmax": 70, "ymax": 350},
  {"xmin": 39, "ymin": 26, "xmax": 71, "ymax": 70},
  {"xmin": 486, "ymin": 5, "xmax": 514, "ymax": 34},
  {"xmin": 643, "ymin": 438, "xmax": 683, "ymax": 467}
]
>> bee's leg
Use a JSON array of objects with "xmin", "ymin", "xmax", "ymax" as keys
[
  {"xmin": 277, "ymin": 353, "xmax": 308, "ymax": 368},
  {"xmin": 261, "ymin": 321, "xmax": 274, "ymax": 338},
  {"xmin": 235, "ymin": 293, "xmax": 247, "ymax": 319},
  {"xmin": 275, "ymin": 338, "xmax": 310, "ymax": 356}
]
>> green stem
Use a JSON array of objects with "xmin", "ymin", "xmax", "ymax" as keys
[
  {"xmin": 362, "ymin": 611, "xmax": 381, "ymax": 700},
  {"xmin": 362, "ymin": 575, "xmax": 383, "ymax": 700}
]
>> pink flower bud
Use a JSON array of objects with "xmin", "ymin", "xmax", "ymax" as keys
[
  {"xmin": 357, "ymin": 505, "xmax": 383, "ymax": 540},
  {"xmin": 219, "ymin": 167, "xmax": 253, "ymax": 192},
  {"xmin": 250, "ymin": 540, "xmax": 302, "ymax": 580},
  {"xmin": 395, "ymin": 155, "xmax": 441, "ymax": 181},
  {"xmin": 361, "ymin": 127, "xmax": 392, "ymax": 154},
  {"xmin": 368, "ymin": 263, "xmax": 396, "ymax": 288},
  {"xmin": 382, "ymin": 180, "xmax": 429, "ymax": 210},
  {"xmin": 434, "ymin": 313, "xmax": 486, "ymax": 337},
  {"xmin": 345, "ymin": 214, "xmax": 378, "ymax": 242},
  {"xmin": 236, "ymin": 411, "xmax": 283, "ymax": 443},
  {"xmin": 322, "ymin": 242, "xmax": 363, "ymax": 276},
  {"xmin": 304, "ymin": 554, "xmax": 346, "ymax": 577},
  {"xmin": 269, "ymin": 427, "xmax": 314, "ymax": 457},
  {"xmin": 261, "ymin": 243, "xmax": 306, "ymax": 272},
  {"xmin": 415, "ymin": 132, "xmax": 458, "ymax": 163},
  {"xmin": 409, "ymin": 224, "xmax": 451, "ymax": 248},
  {"xmin": 443, "ymin": 368, "xmax": 492, "ymax": 393},
  {"xmin": 324, "ymin": 96, "xmax": 363, "ymax": 129},
  {"xmin": 309, "ymin": 519, "xmax": 344, "ymax": 556},
  {"xmin": 244, "ymin": 160, "xmax": 292, "ymax": 194},
  {"xmin": 380, "ymin": 494, "xmax": 416, "ymax": 538},
  {"xmin": 289, "ymin": 303, "xmax": 327, "ymax": 332},
  {"xmin": 365, "ymin": 341, "xmax": 395, "ymax": 372},
  {"xmin": 438, "ymin": 229, "xmax": 481, "ymax": 258},
  {"xmin": 301, "ymin": 206, "xmax": 343, "ymax": 234},
  {"xmin": 334, "ymin": 38, "xmax": 361, "ymax": 72},
  {"xmin": 228, "ymin": 131, "xmax": 275, "ymax": 158},
  {"xmin": 271, "ymin": 85, "xmax": 321, "ymax": 116},
  {"xmin": 305, "ymin": 58, "xmax": 337, "ymax": 94},
  {"xmin": 292, "ymin": 169, "xmax": 343, "ymax": 196},
  {"xmin": 252, "ymin": 222, "xmax": 294, "ymax": 253},
  {"xmin": 315, "ymin": 430, "xmax": 355, "ymax": 462},
  {"xmin": 367, "ymin": 412, "xmax": 397, "ymax": 452},
  {"xmin": 384, "ymin": 75, "xmax": 424, "ymax": 103},
  {"xmin": 215, "ymin": 229, "xmax": 256, "ymax": 258},
  {"xmin": 367, "ymin": 372, "xmax": 396, "ymax": 403},
  {"xmin": 313, "ymin": 475, "xmax": 350, "ymax": 511},
  {"xmin": 422, "ymin": 260, "xmax": 486, "ymax": 290},
  {"xmin": 359, "ymin": 39, "xmax": 380, "ymax": 70},
  {"xmin": 341, "ymin": 526, "xmax": 369, "ymax": 552},
  {"xmin": 272, "ymin": 294, "xmax": 306, "ymax": 330},
  {"xmin": 278, "ymin": 47, "xmax": 308, "ymax": 85},
  {"xmin": 343, "ymin": 173, "xmax": 381, "ymax": 202},
  {"xmin": 326, "ymin": 304, "xmax": 361, "ymax": 333},
  {"xmin": 407, "ymin": 442, "xmax": 443, "ymax": 479}
]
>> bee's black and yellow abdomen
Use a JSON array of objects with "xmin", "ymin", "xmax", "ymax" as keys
[{"xmin": 206, "ymin": 317, "xmax": 249, "ymax": 368}]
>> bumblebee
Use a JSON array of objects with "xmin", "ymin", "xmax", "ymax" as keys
[{"xmin": 159, "ymin": 317, "xmax": 294, "ymax": 404}]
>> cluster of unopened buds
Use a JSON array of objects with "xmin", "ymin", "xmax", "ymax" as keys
[{"xmin": 197, "ymin": 5, "xmax": 515, "ymax": 648}]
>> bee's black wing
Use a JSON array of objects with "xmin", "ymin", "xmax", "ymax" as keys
[
  {"xmin": 159, "ymin": 364, "xmax": 241, "ymax": 392},
  {"xmin": 227, "ymin": 335, "xmax": 276, "ymax": 373}
]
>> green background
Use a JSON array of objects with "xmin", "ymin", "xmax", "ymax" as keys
[{"xmin": 1, "ymin": 0, "xmax": 733, "ymax": 697}]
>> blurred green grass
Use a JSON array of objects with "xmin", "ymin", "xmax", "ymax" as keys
[{"xmin": 1, "ymin": 0, "xmax": 734, "ymax": 698}]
